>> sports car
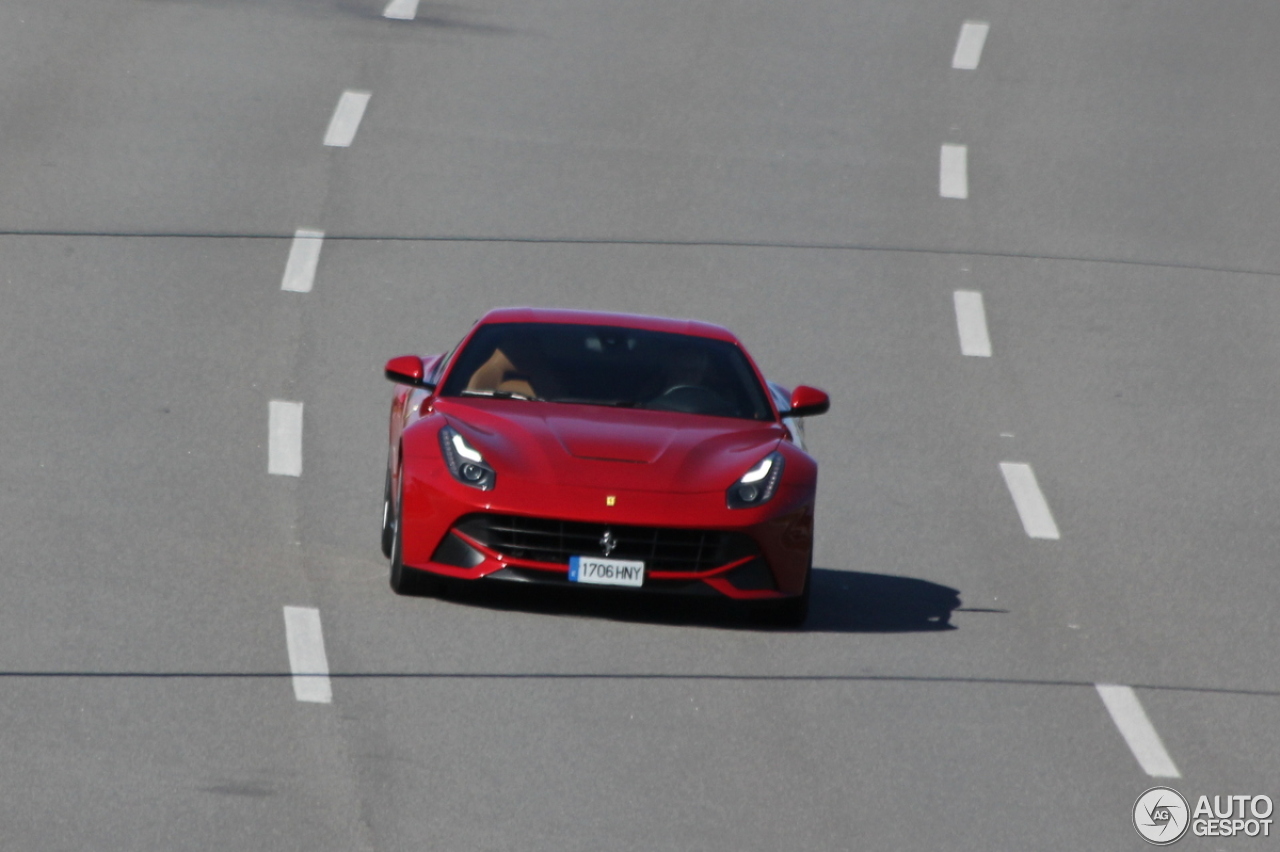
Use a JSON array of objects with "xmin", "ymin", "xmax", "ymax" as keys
[{"xmin": 380, "ymin": 307, "xmax": 829, "ymax": 625}]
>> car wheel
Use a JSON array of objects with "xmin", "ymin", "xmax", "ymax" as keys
[
  {"xmin": 380, "ymin": 466, "xmax": 395, "ymax": 559},
  {"xmin": 389, "ymin": 471, "xmax": 439, "ymax": 597},
  {"xmin": 762, "ymin": 568, "xmax": 810, "ymax": 629}
]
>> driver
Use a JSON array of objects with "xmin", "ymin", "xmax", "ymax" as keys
[{"xmin": 663, "ymin": 344, "xmax": 714, "ymax": 392}]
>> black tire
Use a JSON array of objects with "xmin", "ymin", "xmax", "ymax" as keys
[
  {"xmin": 380, "ymin": 466, "xmax": 395, "ymax": 559},
  {"xmin": 388, "ymin": 471, "xmax": 440, "ymax": 597},
  {"xmin": 762, "ymin": 568, "xmax": 810, "ymax": 629}
]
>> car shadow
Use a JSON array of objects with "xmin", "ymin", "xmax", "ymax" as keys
[
  {"xmin": 805, "ymin": 568, "xmax": 959, "ymax": 632},
  {"xmin": 430, "ymin": 567, "xmax": 961, "ymax": 633}
]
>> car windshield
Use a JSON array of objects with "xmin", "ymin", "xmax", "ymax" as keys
[{"xmin": 439, "ymin": 322, "xmax": 774, "ymax": 420}]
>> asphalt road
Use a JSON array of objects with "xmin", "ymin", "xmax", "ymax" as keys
[{"xmin": 2, "ymin": 0, "xmax": 1278, "ymax": 849}]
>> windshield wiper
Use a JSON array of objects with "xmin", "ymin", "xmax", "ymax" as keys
[
  {"xmin": 544, "ymin": 397, "xmax": 635, "ymax": 408},
  {"xmin": 459, "ymin": 389, "xmax": 535, "ymax": 401}
]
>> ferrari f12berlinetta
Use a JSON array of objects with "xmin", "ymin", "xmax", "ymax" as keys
[{"xmin": 381, "ymin": 308, "xmax": 829, "ymax": 626}]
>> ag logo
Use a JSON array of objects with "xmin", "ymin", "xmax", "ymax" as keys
[{"xmin": 1134, "ymin": 787, "xmax": 1190, "ymax": 845}]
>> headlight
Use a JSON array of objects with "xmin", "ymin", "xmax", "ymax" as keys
[
  {"xmin": 727, "ymin": 451, "xmax": 783, "ymax": 509},
  {"xmin": 439, "ymin": 425, "xmax": 496, "ymax": 491}
]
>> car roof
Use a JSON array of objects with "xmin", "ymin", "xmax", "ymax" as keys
[{"xmin": 476, "ymin": 307, "xmax": 741, "ymax": 345}]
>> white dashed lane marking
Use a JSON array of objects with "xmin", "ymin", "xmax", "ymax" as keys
[
  {"xmin": 284, "ymin": 607, "xmax": 333, "ymax": 704},
  {"xmin": 383, "ymin": 0, "xmax": 419, "ymax": 20},
  {"xmin": 1096, "ymin": 684, "xmax": 1181, "ymax": 778},
  {"xmin": 324, "ymin": 90, "xmax": 371, "ymax": 148},
  {"xmin": 268, "ymin": 401, "xmax": 304, "ymax": 477},
  {"xmin": 999, "ymin": 462, "xmax": 1060, "ymax": 539},
  {"xmin": 952, "ymin": 21, "xmax": 990, "ymax": 70},
  {"xmin": 940, "ymin": 144, "xmax": 968, "ymax": 199},
  {"xmin": 954, "ymin": 290, "xmax": 992, "ymax": 357},
  {"xmin": 280, "ymin": 229, "xmax": 324, "ymax": 293}
]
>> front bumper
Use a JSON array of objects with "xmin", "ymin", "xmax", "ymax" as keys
[{"xmin": 397, "ymin": 473, "xmax": 814, "ymax": 599}]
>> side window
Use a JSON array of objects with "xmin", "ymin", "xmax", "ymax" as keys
[{"xmin": 427, "ymin": 346, "xmax": 457, "ymax": 386}]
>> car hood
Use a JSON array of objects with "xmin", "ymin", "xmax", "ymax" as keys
[{"xmin": 433, "ymin": 398, "xmax": 786, "ymax": 494}]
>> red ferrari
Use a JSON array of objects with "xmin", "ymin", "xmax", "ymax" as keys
[{"xmin": 381, "ymin": 308, "xmax": 829, "ymax": 626}]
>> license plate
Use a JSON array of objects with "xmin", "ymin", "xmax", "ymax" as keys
[{"xmin": 569, "ymin": 555, "xmax": 645, "ymax": 587}]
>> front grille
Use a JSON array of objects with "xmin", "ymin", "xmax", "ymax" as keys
[{"xmin": 454, "ymin": 513, "xmax": 759, "ymax": 574}]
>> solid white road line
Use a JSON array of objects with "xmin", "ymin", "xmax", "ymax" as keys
[
  {"xmin": 999, "ymin": 462, "xmax": 1060, "ymax": 539},
  {"xmin": 383, "ymin": 0, "xmax": 419, "ymax": 19},
  {"xmin": 940, "ymin": 144, "xmax": 968, "ymax": 199},
  {"xmin": 1096, "ymin": 684, "xmax": 1181, "ymax": 778},
  {"xmin": 268, "ymin": 401, "xmax": 304, "ymax": 477},
  {"xmin": 954, "ymin": 290, "xmax": 992, "ymax": 357},
  {"xmin": 323, "ymin": 90, "xmax": 371, "ymax": 148},
  {"xmin": 952, "ymin": 21, "xmax": 990, "ymax": 70},
  {"xmin": 280, "ymin": 229, "xmax": 324, "ymax": 293},
  {"xmin": 284, "ymin": 607, "xmax": 333, "ymax": 704}
]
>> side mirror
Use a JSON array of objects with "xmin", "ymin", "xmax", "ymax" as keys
[
  {"xmin": 781, "ymin": 385, "xmax": 829, "ymax": 418},
  {"xmin": 384, "ymin": 355, "xmax": 436, "ymax": 390}
]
